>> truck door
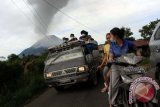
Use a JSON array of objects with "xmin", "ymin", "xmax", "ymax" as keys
[{"xmin": 150, "ymin": 24, "xmax": 160, "ymax": 67}]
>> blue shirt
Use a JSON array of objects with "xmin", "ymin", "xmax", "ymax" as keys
[{"xmin": 110, "ymin": 40, "xmax": 135, "ymax": 58}]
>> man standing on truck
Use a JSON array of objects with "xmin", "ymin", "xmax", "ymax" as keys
[
  {"xmin": 98, "ymin": 33, "xmax": 111, "ymax": 93},
  {"xmin": 79, "ymin": 30, "xmax": 88, "ymax": 41},
  {"xmin": 85, "ymin": 35, "xmax": 98, "ymax": 54},
  {"xmin": 87, "ymin": 35, "xmax": 98, "ymax": 45},
  {"xmin": 62, "ymin": 37, "xmax": 69, "ymax": 44},
  {"xmin": 69, "ymin": 34, "xmax": 78, "ymax": 42}
]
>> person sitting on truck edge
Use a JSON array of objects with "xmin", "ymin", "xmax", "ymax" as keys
[
  {"xmin": 69, "ymin": 34, "xmax": 78, "ymax": 42},
  {"xmin": 79, "ymin": 30, "xmax": 98, "ymax": 54},
  {"xmin": 98, "ymin": 33, "xmax": 111, "ymax": 93},
  {"xmin": 79, "ymin": 30, "xmax": 88, "ymax": 41},
  {"xmin": 62, "ymin": 37, "xmax": 69, "ymax": 44},
  {"xmin": 85, "ymin": 35, "xmax": 98, "ymax": 54},
  {"xmin": 88, "ymin": 35, "xmax": 98, "ymax": 46}
]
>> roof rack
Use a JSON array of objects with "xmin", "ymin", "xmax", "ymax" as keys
[{"xmin": 48, "ymin": 40, "xmax": 85, "ymax": 52}]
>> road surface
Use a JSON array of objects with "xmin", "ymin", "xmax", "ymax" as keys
[{"xmin": 24, "ymin": 79, "xmax": 109, "ymax": 107}]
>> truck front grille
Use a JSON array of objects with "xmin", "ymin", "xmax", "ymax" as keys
[
  {"xmin": 64, "ymin": 68, "xmax": 77, "ymax": 74},
  {"xmin": 52, "ymin": 67, "xmax": 77, "ymax": 77},
  {"xmin": 53, "ymin": 71, "xmax": 62, "ymax": 76}
]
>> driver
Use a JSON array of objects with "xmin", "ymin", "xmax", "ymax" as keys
[{"xmin": 108, "ymin": 27, "xmax": 140, "ymax": 107}]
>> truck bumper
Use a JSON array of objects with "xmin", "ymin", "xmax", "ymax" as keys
[{"xmin": 45, "ymin": 72, "xmax": 89, "ymax": 86}]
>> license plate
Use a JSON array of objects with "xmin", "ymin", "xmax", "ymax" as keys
[{"xmin": 59, "ymin": 78, "xmax": 71, "ymax": 83}]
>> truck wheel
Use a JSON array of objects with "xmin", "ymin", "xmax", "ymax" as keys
[
  {"xmin": 54, "ymin": 86, "xmax": 64, "ymax": 91},
  {"xmin": 89, "ymin": 71, "xmax": 98, "ymax": 86},
  {"xmin": 92, "ymin": 72, "xmax": 98, "ymax": 85}
]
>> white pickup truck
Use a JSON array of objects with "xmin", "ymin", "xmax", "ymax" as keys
[{"xmin": 149, "ymin": 22, "xmax": 160, "ymax": 82}]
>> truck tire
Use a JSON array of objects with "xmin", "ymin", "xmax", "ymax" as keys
[
  {"xmin": 91, "ymin": 72, "xmax": 98, "ymax": 86},
  {"xmin": 88, "ymin": 67, "xmax": 98, "ymax": 86}
]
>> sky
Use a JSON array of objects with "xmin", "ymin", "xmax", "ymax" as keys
[{"xmin": 0, "ymin": 0, "xmax": 160, "ymax": 58}]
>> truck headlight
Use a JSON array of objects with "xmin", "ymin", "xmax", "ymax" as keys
[
  {"xmin": 78, "ymin": 66, "xmax": 85, "ymax": 72},
  {"xmin": 46, "ymin": 72, "xmax": 52, "ymax": 78}
]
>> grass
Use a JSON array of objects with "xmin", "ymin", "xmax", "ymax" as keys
[{"xmin": 0, "ymin": 74, "xmax": 47, "ymax": 107}]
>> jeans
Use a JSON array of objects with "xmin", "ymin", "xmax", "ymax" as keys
[
  {"xmin": 109, "ymin": 64, "xmax": 122, "ymax": 105},
  {"xmin": 86, "ymin": 43, "xmax": 98, "ymax": 54}
]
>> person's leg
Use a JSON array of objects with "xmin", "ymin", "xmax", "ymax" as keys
[
  {"xmin": 106, "ymin": 69, "xmax": 111, "ymax": 84},
  {"xmin": 109, "ymin": 65, "xmax": 121, "ymax": 105},
  {"xmin": 101, "ymin": 66, "xmax": 109, "ymax": 93},
  {"xmin": 104, "ymin": 64, "xmax": 112, "ymax": 86},
  {"xmin": 103, "ymin": 66, "xmax": 109, "ymax": 81},
  {"xmin": 106, "ymin": 63, "xmax": 112, "ymax": 84}
]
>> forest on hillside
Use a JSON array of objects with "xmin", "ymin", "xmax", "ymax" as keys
[{"xmin": 0, "ymin": 53, "xmax": 47, "ymax": 107}]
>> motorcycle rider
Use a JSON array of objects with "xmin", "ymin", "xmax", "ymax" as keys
[
  {"xmin": 85, "ymin": 35, "xmax": 98, "ymax": 54},
  {"xmin": 98, "ymin": 33, "xmax": 111, "ymax": 93},
  {"xmin": 108, "ymin": 27, "xmax": 140, "ymax": 107}
]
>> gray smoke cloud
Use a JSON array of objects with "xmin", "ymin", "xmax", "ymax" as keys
[{"xmin": 27, "ymin": 0, "xmax": 70, "ymax": 35}]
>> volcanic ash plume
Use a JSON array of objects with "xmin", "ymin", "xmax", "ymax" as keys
[{"xmin": 27, "ymin": 0, "xmax": 70, "ymax": 34}]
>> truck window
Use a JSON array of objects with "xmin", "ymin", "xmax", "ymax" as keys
[
  {"xmin": 45, "ymin": 47, "xmax": 83, "ymax": 65},
  {"xmin": 154, "ymin": 27, "xmax": 160, "ymax": 40}
]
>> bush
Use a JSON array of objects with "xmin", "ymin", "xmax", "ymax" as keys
[
  {"xmin": 0, "ymin": 60, "xmax": 23, "ymax": 96},
  {"xmin": 0, "ymin": 53, "xmax": 47, "ymax": 107},
  {"xmin": 0, "ymin": 74, "xmax": 46, "ymax": 107}
]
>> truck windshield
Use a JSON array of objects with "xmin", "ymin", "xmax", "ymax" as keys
[{"xmin": 45, "ymin": 47, "xmax": 83, "ymax": 65}]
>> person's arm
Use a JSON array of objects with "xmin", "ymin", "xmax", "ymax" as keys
[
  {"xmin": 128, "ymin": 41, "xmax": 141, "ymax": 56},
  {"xmin": 99, "ymin": 53, "xmax": 108, "ymax": 68},
  {"xmin": 108, "ymin": 53, "xmax": 114, "ymax": 62},
  {"xmin": 108, "ymin": 43, "xmax": 114, "ymax": 62},
  {"xmin": 98, "ymin": 45, "xmax": 108, "ymax": 69}
]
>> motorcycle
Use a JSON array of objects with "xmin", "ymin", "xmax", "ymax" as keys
[{"xmin": 108, "ymin": 53, "xmax": 160, "ymax": 107}]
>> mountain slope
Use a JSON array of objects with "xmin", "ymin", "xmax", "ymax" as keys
[
  {"xmin": 32, "ymin": 35, "xmax": 62, "ymax": 48},
  {"xmin": 19, "ymin": 35, "xmax": 62, "ymax": 57}
]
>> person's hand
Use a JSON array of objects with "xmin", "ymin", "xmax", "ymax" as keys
[
  {"xmin": 107, "ymin": 59, "xmax": 113, "ymax": 63},
  {"xmin": 97, "ymin": 65, "xmax": 103, "ymax": 70}
]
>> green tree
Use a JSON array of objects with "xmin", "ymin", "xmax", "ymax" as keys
[
  {"xmin": 139, "ymin": 19, "xmax": 160, "ymax": 39},
  {"xmin": 0, "ymin": 53, "xmax": 47, "ymax": 107},
  {"xmin": 121, "ymin": 27, "xmax": 135, "ymax": 40},
  {"xmin": 7, "ymin": 54, "xmax": 19, "ymax": 62}
]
